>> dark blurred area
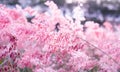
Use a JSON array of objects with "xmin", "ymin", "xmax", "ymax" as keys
[
  {"xmin": 0, "ymin": 0, "xmax": 120, "ymax": 25},
  {"xmin": 84, "ymin": 0, "xmax": 120, "ymax": 25}
]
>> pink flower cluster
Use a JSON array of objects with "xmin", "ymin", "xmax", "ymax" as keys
[{"xmin": 0, "ymin": 1, "xmax": 120, "ymax": 72}]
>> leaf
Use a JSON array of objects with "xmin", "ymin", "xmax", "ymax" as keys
[
  {"xmin": 88, "ymin": 66, "xmax": 99, "ymax": 72},
  {"xmin": 0, "ymin": 58, "xmax": 4, "ymax": 65},
  {"xmin": 19, "ymin": 67, "xmax": 32, "ymax": 72}
]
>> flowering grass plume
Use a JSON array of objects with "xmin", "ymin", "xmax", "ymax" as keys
[{"xmin": 0, "ymin": 1, "xmax": 120, "ymax": 72}]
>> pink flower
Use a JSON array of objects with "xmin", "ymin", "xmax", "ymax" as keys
[{"xmin": 0, "ymin": 1, "xmax": 120, "ymax": 72}]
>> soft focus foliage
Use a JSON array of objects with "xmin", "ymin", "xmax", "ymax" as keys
[{"xmin": 0, "ymin": 1, "xmax": 120, "ymax": 72}]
